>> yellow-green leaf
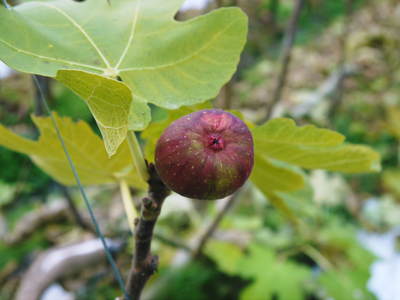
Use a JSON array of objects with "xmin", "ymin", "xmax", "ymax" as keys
[
  {"xmin": 383, "ymin": 169, "xmax": 400, "ymax": 198},
  {"xmin": 251, "ymin": 155, "xmax": 305, "ymax": 194},
  {"xmin": 205, "ymin": 241, "xmax": 243, "ymax": 275},
  {"xmin": 56, "ymin": 69, "xmax": 150, "ymax": 156},
  {"xmin": 387, "ymin": 107, "xmax": 400, "ymax": 139},
  {"xmin": 0, "ymin": 113, "xmax": 146, "ymax": 188},
  {"xmin": 252, "ymin": 118, "xmax": 381, "ymax": 173},
  {"xmin": 250, "ymin": 156, "xmax": 304, "ymax": 224}
]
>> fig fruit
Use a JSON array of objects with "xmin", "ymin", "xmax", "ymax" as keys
[{"xmin": 155, "ymin": 109, "xmax": 254, "ymax": 200}]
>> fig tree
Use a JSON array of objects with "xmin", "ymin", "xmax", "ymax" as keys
[{"xmin": 155, "ymin": 109, "xmax": 254, "ymax": 200}]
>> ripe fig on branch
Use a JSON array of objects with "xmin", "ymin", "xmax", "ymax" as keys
[{"xmin": 155, "ymin": 109, "xmax": 254, "ymax": 200}]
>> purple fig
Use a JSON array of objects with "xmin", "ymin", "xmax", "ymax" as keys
[{"xmin": 155, "ymin": 109, "xmax": 254, "ymax": 200}]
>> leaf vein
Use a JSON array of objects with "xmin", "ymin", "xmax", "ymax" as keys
[
  {"xmin": 37, "ymin": 2, "xmax": 111, "ymax": 68},
  {"xmin": 118, "ymin": 17, "xmax": 240, "ymax": 72}
]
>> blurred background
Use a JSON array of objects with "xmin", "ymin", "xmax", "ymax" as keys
[{"xmin": 1, "ymin": 0, "xmax": 400, "ymax": 299}]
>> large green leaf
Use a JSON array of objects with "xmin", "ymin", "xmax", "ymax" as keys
[
  {"xmin": 56, "ymin": 70, "xmax": 150, "ymax": 156},
  {"xmin": 0, "ymin": 113, "xmax": 146, "ymax": 188},
  {"xmin": 252, "ymin": 118, "xmax": 381, "ymax": 173},
  {"xmin": 0, "ymin": 0, "xmax": 247, "ymax": 109},
  {"xmin": 249, "ymin": 118, "xmax": 380, "ymax": 220}
]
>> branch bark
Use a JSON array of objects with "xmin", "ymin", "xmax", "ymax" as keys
[
  {"xmin": 124, "ymin": 163, "xmax": 170, "ymax": 300},
  {"xmin": 15, "ymin": 238, "xmax": 122, "ymax": 300},
  {"xmin": 262, "ymin": 0, "xmax": 305, "ymax": 123},
  {"xmin": 4, "ymin": 201, "xmax": 70, "ymax": 246}
]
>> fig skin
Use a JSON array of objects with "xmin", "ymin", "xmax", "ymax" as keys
[{"xmin": 155, "ymin": 109, "xmax": 254, "ymax": 200}]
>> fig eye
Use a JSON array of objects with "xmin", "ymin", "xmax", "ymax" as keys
[{"xmin": 207, "ymin": 134, "xmax": 225, "ymax": 151}]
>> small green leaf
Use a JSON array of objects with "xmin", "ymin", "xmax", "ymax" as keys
[
  {"xmin": 0, "ymin": 182, "xmax": 17, "ymax": 207},
  {"xmin": 252, "ymin": 118, "xmax": 381, "ymax": 173},
  {"xmin": 0, "ymin": 113, "xmax": 146, "ymax": 188},
  {"xmin": 56, "ymin": 69, "xmax": 150, "ymax": 156},
  {"xmin": 383, "ymin": 169, "xmax": 400, "ymax": 198},
  {"xmin": 205, "ymin": 241, "xmax": 243, "ymax": 275},
  {"xmin": 0, "ymin": 1, "xmax": 247, "ymax": 108}
]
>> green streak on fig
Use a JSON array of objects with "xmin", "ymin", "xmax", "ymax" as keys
[{"xmin": 155, "ymin": 109, "xmax": 254, "ymax": 200}]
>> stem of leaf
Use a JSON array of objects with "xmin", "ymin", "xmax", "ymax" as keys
[
  {"xmin": 119, "ymin": 180, "xmax": 138, "ymax": 235},
  {"xmin": 127, "ymin": 131, "xmax": 149, "ymax": 182},
  {"xmin": 301, "ymin": 245, "xmax": 333, "ymax": 271}
]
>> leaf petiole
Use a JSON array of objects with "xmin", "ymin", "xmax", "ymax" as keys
[
  {"xmin": 127, "ymin": 131, "xmax": 149, "ymax": 182},
  {"xmin": 119, "ymin": 180, "xmax": 138, "ymax": 234}
]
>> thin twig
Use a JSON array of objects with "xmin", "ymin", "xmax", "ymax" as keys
[
  {"xmin": 154, "ymin": 232, "xmax": 192, "ymax": 252},
  {"xmin": 262, "ymin": 0, "xmax": 305, "ymax": 123},
  {"xmin": 328, "ymin": 0, "xmax": 354, "ymax": 120},
  {"xmin": 124, "ymin": 163, "xmax": 170, "ymax": 300},
  {"xmin": 192, "ymin": 193, "xmax": 240, "ymax": 258}
]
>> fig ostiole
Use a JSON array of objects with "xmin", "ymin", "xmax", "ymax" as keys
[{"xmin": 155, "ymin": 109, "xmax": 254, "ymax": 200}]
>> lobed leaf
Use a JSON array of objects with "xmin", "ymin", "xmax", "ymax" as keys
[
  {"xmin": 252, "ymin": 118, "xmax": 381, "ymax": 173},
  {"xmin": 0, "ymin": 113, "xmax": 146, "ymax": 188},
  {"xmin": 250, "ymin": 118, "xmax": 380, "ymax": 219},
  {"xmin": 205, "ymin": 241, "xmax": 243, "ymax": 275}
]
